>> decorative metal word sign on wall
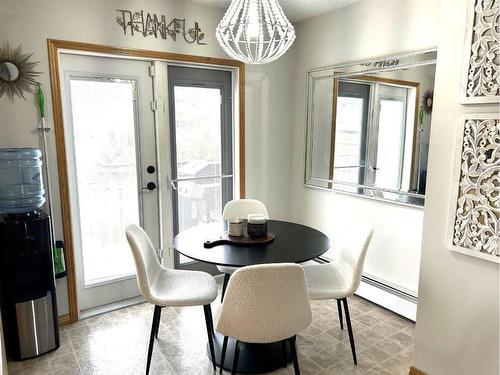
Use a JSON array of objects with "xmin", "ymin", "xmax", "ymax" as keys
[
  {"xmin": 450, "ymin": 114, "xmax": 500, "ymax": 263},
  {"xmin": 116, "ymin": 10, "xmax": 206, "ymax": 45}
]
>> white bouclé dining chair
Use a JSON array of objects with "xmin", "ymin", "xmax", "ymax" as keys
[
  {"xmin": 218, "ymin": 199, "xmax": 269, "ymax": 301},
  {"xmin": 216, "ymin": 263, "xmax": 312, "ymax": 375},
  {"xmin": 303, "ymin": 220, "xmax": 374, "ymax": 366},
  {"xmin": 125, "ymin": 224, "xmax": 218, "ymax": 375}
]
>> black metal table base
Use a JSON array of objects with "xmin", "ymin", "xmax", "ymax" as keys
[{"xmin": 208, "ymin": 331, "xmax": 292, "ymax": 374}]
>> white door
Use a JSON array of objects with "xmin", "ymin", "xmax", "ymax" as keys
[{"xmin": 60, "ymin": 54, "xmax": 160, "ymax": 313}]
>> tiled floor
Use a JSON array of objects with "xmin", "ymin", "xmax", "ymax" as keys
[{"xmin": 8, "ymin": 287, "xmax": 415, "ymax": 375}]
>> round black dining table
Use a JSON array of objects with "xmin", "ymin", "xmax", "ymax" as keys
[{"xmin": 173, "ymin": 220, "xmax": 330, "ymax": 374}]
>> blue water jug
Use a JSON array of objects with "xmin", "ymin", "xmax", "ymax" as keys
[{"xmin": 0, "ymin": 148, "xmax": 46, "ymax": 213}]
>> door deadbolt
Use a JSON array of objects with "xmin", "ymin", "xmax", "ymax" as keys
[
  {"xmin": 142, "ymin": 182, "xmax": 157, "ymax": 191},
  {"xmin": 147, "ymin": 165, "xmax": 156, "ymax": 174}
]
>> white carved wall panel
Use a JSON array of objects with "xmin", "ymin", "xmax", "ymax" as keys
[
  {"xmin": 450, "ymin": 115, "xmax": 500, "ymax": 262},
  {"xmin": 460, "ymin": 0, "xmax": 500, "ymax": 104}
]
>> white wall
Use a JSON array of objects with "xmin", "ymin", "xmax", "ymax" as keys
[
  {"xmin": 245, "ymin": 52, "xmax": 295, "ymax": 220},
  {"xmin": 414, "ymin": 0, "xmax": 500, "ymax": 373},
  {"xmin": 0, "ymin": 0, "xmax": 295, "ymax": 314},
  {"xmin": 290, "ymin": 0, "xmax": 440, "ymax": 295}
]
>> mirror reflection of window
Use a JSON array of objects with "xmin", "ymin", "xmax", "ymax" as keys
[
  {"xmin": 333, "ymin": 79, "xmax": 417, "ymax": 194},
  {"xmin": 335, "ymin": 96, "xmax": 364, "ymax": 183},
  {"xmin": 372, "ymin": 84, "xmax": 411, "ymax": 192},
  {"xmin": 311, "ymin": 77, "xmax": 334, "ymax": 184},
  {"xmin": 376, "ymin": 98, "xmax": 406, "ymax": 189},
  {"xmin": 305, "ymin": 54, "xmax": 436, "ymax": 206},
  {"xmin": 333, "ymin": 82, "xmax": 369, "ymax": 186}
]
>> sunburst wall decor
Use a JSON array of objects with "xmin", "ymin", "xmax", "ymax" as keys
[
  {"xmin": 422, "ymin": 89, "xmax": 434, "ymax": 115},
  {"xmin": 0, "ymin": 42, "xmax": 40, "ymax": 101}
]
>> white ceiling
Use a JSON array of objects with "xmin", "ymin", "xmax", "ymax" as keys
[{"xmin": 186, "ymin": 0, "xmax": 362, "ymax": 22}]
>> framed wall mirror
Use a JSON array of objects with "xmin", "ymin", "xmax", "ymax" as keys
[{"xmin": 304, "ymin": 49, "xmax": 437, "ymax": 206}]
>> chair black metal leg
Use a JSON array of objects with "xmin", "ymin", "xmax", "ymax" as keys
[
  {"xmin": 155, "ymin": 307, "xmax": 162, "ymax": 338},
  {"xmin": 207, "ymin": 305, "xmax": 216, "ymax": 365},
  {"xmin": 146, "ymin": 306, "xmax": 161, "ymax": 375},
  {"xmin": 221, "ymin": 273, "xmax": 230, "ymax": 302},
  {"xmin": 289, "ymin": 336, "xmax": 300, "ymax": 375},
  {"xmin": 206, "ymin": 303, "xmax": 215, "ymax": 335},
  {"xmin": 231, "ymin": 340, "xmax": 240, "ymax": 375},
  {"xmin": 342, "ymin": 298, "xmax": 357, "ymax": 365},
  {"xmin": 220, "ymin": 336, "xmax": 229, "ymax": 374},
  {"xmin": 203, "ymin": 305, "xmax": 217, "ymax": 370},
  {"xmin": 281, "ymin": 340, "xmax": 287, "ymax": 368},
  {"xmin": 336, "ymin": 299, "xmax": 344, "ymax": 330}
]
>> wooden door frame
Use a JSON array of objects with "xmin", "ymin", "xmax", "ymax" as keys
[{"xmin": 47, "ymin": 39, "xmax": 246, "ymax": 323}]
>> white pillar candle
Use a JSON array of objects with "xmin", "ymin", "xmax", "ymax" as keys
[{"xmin": 247, "ymin": 214, "xmax": 267, "ymax": 224}]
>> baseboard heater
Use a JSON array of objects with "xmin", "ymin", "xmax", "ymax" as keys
[
  {"xmin": 360, "ymin": 275, "xmax": 417, "ymax": 304},
  {"xmin": 314, "ymin": 257, "xmax": 417, "ymax": 320}
]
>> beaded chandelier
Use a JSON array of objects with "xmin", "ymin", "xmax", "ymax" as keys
[{"xmin": 216, "ymin": 0, "xmax": 296, "ymax": 65}]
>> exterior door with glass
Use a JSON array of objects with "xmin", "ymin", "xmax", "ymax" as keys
[
  {"xmin": 167, "ymin": 65, "xmax": 233, "ymax": 273},
  {"xmin": 60, "ymin": 54, "xmax": 160, "ymax": 313}
]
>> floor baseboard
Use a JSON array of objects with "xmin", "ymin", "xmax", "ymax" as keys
[
  {"xmin": 79, "ymin": 295, "xmax": 145, "ymax": 320},
  {"xmin": 58, "ymin": 313, "xmax": 71, "ymax": 326},
  {"xmin": 58, "ymin": 276, "xmax": 227, "ymax": 325}
]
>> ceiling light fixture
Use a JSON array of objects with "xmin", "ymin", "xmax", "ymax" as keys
[{"xmin": 216, "ymin": 0, "xmax": 295, "ymax": 65}]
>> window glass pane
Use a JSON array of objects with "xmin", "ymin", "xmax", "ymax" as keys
[
  {"xmin": 177, "ymin": 178, "xmax": 223, "ymax": 232},
  {"xmin": 176, "ymin": 177, "xmax": 227, "ymax": 264},
  {"xmin": 70, "ymin": 78, "xmax": 139, "ymax": 285},
  {"xmin": 174, "ymin": 86, "xmax": 221, "ymax": 169},
  {"xmin": 334, "ymin": 96, "xmax": 364, "ymax": 184},
  {"xmin": 173, "ymin": 86, "xmax": 224, "ymax": 264},
  {"xmin": 375, "ymin": 99, "xmax": 405, "ymax": 190}
]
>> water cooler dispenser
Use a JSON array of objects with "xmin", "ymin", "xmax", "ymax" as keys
[{"xmin": 0, "ymin": 148, "xmax": 59, "ymax": 360}]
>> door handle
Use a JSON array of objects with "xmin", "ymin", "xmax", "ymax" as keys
[
  {"xmin": 142, "ymin": 182, "xmax": 157, "ymax": 191},
  {"xmin": 169, "ymin": 174, "xmax": 233, "ymax": 191}
]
